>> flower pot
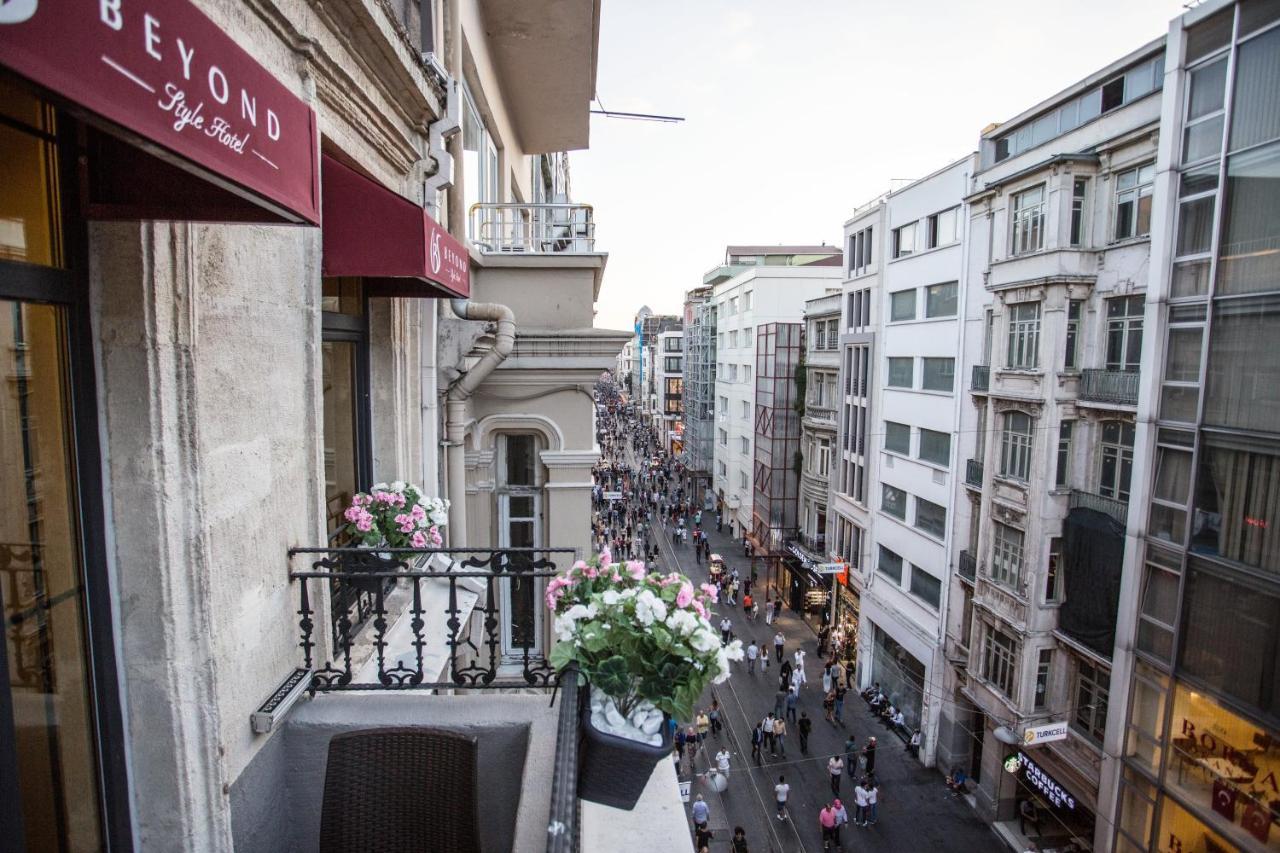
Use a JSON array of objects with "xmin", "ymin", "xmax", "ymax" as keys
[{"xmin": 577, "ymin": 684, "xmax": 673, "ymax": 810}]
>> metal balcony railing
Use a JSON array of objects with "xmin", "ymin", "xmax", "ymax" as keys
[
  {"xmin": 1079, "ymin": 368, "xmax": 1140, "ymax": 406},
  {"xmin": 971, "ymin": 364, "xmax": 990, "ymax": 392},
  {"xmin": 805, "ymin": 405, "xmax": 837, "ymax": 423},
  {"xmin": 469, "ymin": 203, "xmax": 596, "ymax": 254},
  {"xmin": 965, "ymin": 459, "xmax": 984, "ymax": 489},
  {"xmin": 1069, "ymin": 489, "xmax": 1130, "ymax": 525},
  {"xmin": 958, "ymin": 550, "xmax": 977, "ymax": 582}
]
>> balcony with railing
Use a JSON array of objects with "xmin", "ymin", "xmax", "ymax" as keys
[
  {"xmin": 804, "ymin": 404, "xmax": 837, "ymax": 424},
  {"xmin": 965, "ymin": 458, "xmax": 984, "ymax": 490},
  {"xmin": 469, "ymin": 203, "xmax": 596, "ymax": 254},
  {"xmin": 229, "ymin": 546, "xmax": 612, "ymax": 853},
  {"xmin": 1078, "ymin": 368, "xmax": 1139, "ymax": 406},
  {"xmin": 1069, "ymin": 489, "xmax": 1130, "ymax": 526},
  {"xmin": 971, "ymin": 364, "xmax": 990, "ymax": 393},
  {"xmin": 957, "ymin": 550, "xmax": 977, "ymax": 583}
]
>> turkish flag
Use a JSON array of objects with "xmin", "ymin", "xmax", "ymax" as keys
[
  {"xmin": 1242, "ymin": 802, "xmax": 1271, "ymax": 844},
  {"xmin": 1212, "ymin": 780, "xmax": 1237, "ymax": 821}
]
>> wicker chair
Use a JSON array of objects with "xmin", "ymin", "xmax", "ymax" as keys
[{"xmin": 319, "ymin": 728, "xmax": 481, "ymax": 853}]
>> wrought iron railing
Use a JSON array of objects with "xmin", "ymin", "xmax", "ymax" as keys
[
  {"xmin": 971, "ymin": 364, "xmax": 990, "ymax": 392},
  {"xmin": 1079, "ymin": 368, "xmax": 1140, "ymax": 405},
  {"xmin": 288, "ymin": 547, "xmax": 576, "ymax": 693},
  {"xmin": 469, "ymin": 203, "xmax": 596, "ymax": 254},
  {"xmin": 958, "ymin": 550, "xmax": 977, "ymax": 582},
  {"xmin": 965, "ymin": 458, "xmax": 984, "ymax": 489},
  {"xmin": 1069, "ymin": 489, "xmax": 1130, "ymax": 526},
  {"xmin": 805, "ymin": 405, "xmax": 837, "ymax": 423}
]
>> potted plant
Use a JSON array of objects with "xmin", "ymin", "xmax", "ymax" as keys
[
  {"xmin": 546, "ymin": 550, "xmax": 743, "ymax": 809},
  {"xmin": 340, "ymin": 481, "xmax": 448, "ymax": 552}
]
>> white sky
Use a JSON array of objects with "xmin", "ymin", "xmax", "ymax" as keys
[{"xmin": 574, "ymin": 0, "xmax": 1188, "ymax": 331}]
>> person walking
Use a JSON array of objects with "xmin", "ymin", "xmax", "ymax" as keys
[
  {"xmin": 751, "ymin": 723, "xmax": 764, "ymax": 766},
  {"xmin": 715, "ymin": 747, "xmax": 731, "ymax": 780},
  {"xmin": 764, "ymin": 598, "xmax": 775, "ymax": 625},
  {"xmin": 864, "ymin": 737, "xmax": 878, "ymax": 775},
  {"xmin": 823, "ymin": 688, "xmax": 836, "ymax": 723},
  {"xmin": 785, "ymin": 686, "xmax": 798, "ymax": 723},
  {"xmin": 743, "ymin": 591, "xmax": 754, "ymax": 618},
  {"xmin": 853, "ymin": 778, "xmax": 869, "ymax": 827},
  {"xmin": 828, "ymin": 754, "xmax": 844, "ymax": 795},
  {"xmin": 844, "ymin": 734, "xmax": 858, "ymax": 779},
  {"xmin": 746, "ymin": 640, "xmax": 758, "ymax": 674},
  {"xmin": 834, "ymin": 683, "xmax": 847, "ymax": 725},
  {"xmin": 774, "ymin": 776, "xmax": 790, "ymax": 821},
  {"xmin": 821, "ymin": 665, "xmax": 833, "ymax": 697},
  {"xmin": 793, "ymin": 648, "xmax": 807, "ymax": 684},
  {"xmin": 731, "ymin": 826, "xmax": 748, "ymax": 853},
  {"xmin": 720, "ymin": 616, "xmax": 732, "ymax": 645},
  {"xmin": 832, "ymin": 799, "xmax": 849, "ymax": 846},
  {"xmin": 773, "ymin": 687, "xmax": 787, "ymax": 720},
  {"xmin": 694, "ymin": 824, "xmax": 713, "ymax": 853},
  {"xmin": 696, "ymin": 710, "xmax": 710, "ymax": 744},
  {"xmin": 798, "ymin": 711, "xmax": 813, "ymax": 755},
  {"xmin": 779, "ymin": 659, "xmax": 793, "ymax": 692},
  {"xmin": 774, "ymin": 716, "xmax": 788, "ymax": 757},
  {"xmin": 773, "ymin": 631, "xmax": 785, "ymax": 664},
  {"xmin": 819, "ymin": 803, "xmax": 837, "ymax": 849},
  {"xmin": 708, "ymin": 699, "xmax": 722, "ymax": 738},
  {"xmin": 762, "ymin": 713, "xmax": 776, "ymax": 755},
  {"xmin": 691, "ymin": 794, "xmax": 709, "ymax": 829},
  {"xmin": 866, "ymin": 778, "xmax": 880, "ymax": 825}
]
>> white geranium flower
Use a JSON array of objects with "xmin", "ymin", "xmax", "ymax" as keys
[
  {"xmin": 391, "ymin": 481, "xmax": 407, "ymax": 492},
  {"xmin": 602, "ymin": 590, "xmax": 621, "ymax": 606},
  {"xmin": 712, "ymin": 647, "xmax": 733, "ymax": 683},
  {"xmin": 565, "ymin": 604, "xmax": 592, "ymax": 621},
  {"xmin": 689, "ymin": 628, "xmax": 720, "ymax": 653},
  {"xmin": 666, "ymin": 609, "xmax": 698, "ymax": 636},
  {"xmin": 553, "ymin": 613, "xmax": 578, "ymax": 643},
  {"xmin": 373, "ymin": 482, "xmax": 389, "ymax": 491},
  {"xmin": 724, "ymin": 639, "xmax": 745, "ymax": 661}
]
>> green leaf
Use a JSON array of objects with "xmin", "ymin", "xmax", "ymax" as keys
[
  {"xmin": 549, "ymin": 642, "xmax": 577, "ymax": 671},
  {"xmin": 593, "ymin": 655, "xmax": 633, "ymax": 699}
]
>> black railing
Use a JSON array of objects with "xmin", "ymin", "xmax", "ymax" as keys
[
  {"xmin": 971, "ymin": 364, "xmax": 990, "ymax": 392},
  {"xmin": 958, "ymin": 550, "xmax": 977, "ymax": 582},
  {"xmin": 546, "ymin": 665, "xmax": 581, "ymax": 853},
  {"xmin": 1079, "ymin": 368, "xmax": 1140, "ymax": 405},
  {"xmin": 288, "ymin": 547, "xmax": 576, "ymax": 693},
  {"xmin": 965, "ymin": 458, "xmax": 984, "ymax": 489},
  {"xmin": 1069, "ymin": 489, "xmax": 1130, "ymax": 526}
]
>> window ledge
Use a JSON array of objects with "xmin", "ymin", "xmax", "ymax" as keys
[{"xmin": 1105, "ymin": 235, "xmax": 1151, "ymax": 250}]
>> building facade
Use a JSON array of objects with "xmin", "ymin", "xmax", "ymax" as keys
[
  {"xmin": 682, "ymin": 286, "xmax": 717, "ymax": 507},
  {"xmin": 653, "ymin": 327, "xmax": 685, "ymax": 454},
  {"xmin": 944, "ymin": 38, "xmax": 1166, "ymax": 849}
]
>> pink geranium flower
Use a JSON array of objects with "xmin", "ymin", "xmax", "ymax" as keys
[
  {"xmin": 675, "ymin": 582, "xmax": 694, "ymax": 608},
  {"xmin": 626, "ymin": 560, "xmax": 646, "ymax": 580}
]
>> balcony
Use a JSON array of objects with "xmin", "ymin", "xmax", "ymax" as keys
[
  {"xmin": 1069, "ymin": 489, "xmax": 1130, "ymax": 526},
  {"xmin": 965, "ymin": 458, "xmax": 984, "ymax": 490},
  {"xmin": 1078, "ymin": 368, "xmax": 1139, "ymax": 406},
  {"xmin": 469, "ymin": 203, "xmax": 596, "ymax": 254},
  {"xmin": 957, "ymin": 550, "xmax": 977, "ymax": 583},
  {"xmin": 805, "ymin": 404, "xmax": 837, "ymax": 424},
  {"xmin": 971, "ymin": 364, "xmax": 990, "ymax": 393}
]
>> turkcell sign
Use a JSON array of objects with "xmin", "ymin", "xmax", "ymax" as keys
[
  {"xmin": 815, "ymin": 563, "xmax": 846, "ymax": 575},
  {"xmin": 1023, "ymin": 721, "xmax": 1069, "ymax": 746}
]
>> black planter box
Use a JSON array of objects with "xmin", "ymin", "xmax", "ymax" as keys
[{"xmin": 577, "ymin": 685, "xmax": 673, "ymax": 810}]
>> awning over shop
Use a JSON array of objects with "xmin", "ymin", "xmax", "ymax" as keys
[
  {"xmin": 0, "ymin": 0, "xmax": 320, "ymax": 224},
  {"xmin": 320, "ymin": 154, "xmax": 470, "ymax": 298}
]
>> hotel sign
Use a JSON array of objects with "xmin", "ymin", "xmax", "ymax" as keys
[{"xmin": 0, "ymin": 0, "xmax": 320, "ymax": 223}]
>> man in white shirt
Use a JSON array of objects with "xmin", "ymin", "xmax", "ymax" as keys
[
  {"xmin": 720, "ymin": 616, "xmax": 732, "ymax": 644},
  {"xmin": 715, "ymin": 748, "xmax": 731, "ymax": 779},
  {"xmin": 793, "ymin": 648, "xmax": 807, "ymax": 685},
  {"xmin": 854, "ymin": 780, "xmax": 870, "ymax": 826},
  {"xmin": 773, "ymin": 632, "xmax": 785, "ymax": 664},
  {"xmin": 762, "ymin": 713, "xmax": 777, "ymax": 754},
  {"xmin": 746, "ymin": 641, "xmax": 759, "ymax": 674},
  {"xmin": 774, "ymin": 775, "xmax": 790, "ymax": 820}
]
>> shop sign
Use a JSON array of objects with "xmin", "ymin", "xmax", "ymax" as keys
[
  {"xmin": 1023, "ymin": 721, "xmax": 1069, "ymax": 746},
  {"xmin": 602, "ymin": 491, "xmax": 623, "ymax": 501},
  {"xmin": 1017, "ymin": 751, "xmax": 1076, "ymax": 811},
  {"xmin": 0, "ymin": 0, "xmax": 320, "ymax": 223},
  {"xmin": 815, "ymin": 562, "xmax": 846, "ymax": 575},
  {"xmin": 787, "ymin": 544, "xmax": 812, "ymax": 567}
]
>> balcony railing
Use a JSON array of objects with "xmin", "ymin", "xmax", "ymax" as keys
[
  {"xmin": 1069, "ymin": 489, "xmax": 1130, "ymax": 526},
  {"xmin": 971, "ymin": 364, "xmax": 990, "ymax": 393},
  {"xmin": 958, "ymin": 550, "xmax": 977, "ymax": 582},
  {"xmin": 1079, "ymin": 368, "xmax": 1140, "ymax": 406},
  {"xmin": 965, "ymin": 458, "xmax": 984, "ymax": 489},
  {"xmin": 469, "ymin": 203, "xmax": 596, "ymax": 254},
  {"xmin": 805, "ymin": 404, "xmax": 837, "ymax": 423}
]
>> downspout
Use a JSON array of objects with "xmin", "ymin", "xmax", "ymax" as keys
[{"xmin": 445, "ymin": 298, "xmax": 516, "ymax": 544}]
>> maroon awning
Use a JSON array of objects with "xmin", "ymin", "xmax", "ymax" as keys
[
  {"xmin": 320, "ymin": 155, "xmax": 470, "ymax": 298},
  {"xmin": 0, "ymin": 0, "xmax": 320, "ymax": 225}
]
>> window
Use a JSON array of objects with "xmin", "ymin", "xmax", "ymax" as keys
[
  {"xmin": 991, "ymin": 522, "xmax": 1025, "ymax": 589},
  {"xmin": 1046, "ymin": 537, "xmax": 1064, "ymax": 602},
  {"xmin": 729, "ymin": 297, "xmax": 738, "ymax": 315},
  {"xmin": 1190, "ymin": 434, "xmax": 1280, "ymax": 573},
  {"xmin": 817, "ymin": 438, "xmax": 831, "ymax": 477},
  {"xmin": 882, "ymin": 484, "xmax": 907, "ymax": 520},
  {"xmin": 1072, "ymin": 660, "xmax": 1110, "ymax": 744},
  {"xmin": 1148, "ymin": 443, "xmax": 1192, "ymax": 545},
  {"xmin": 1105, "ymin": 295, "xmax": 1144, "ymax": 371},
  {"xmin": 910, "ymin": 568, "xmax": 941, "ymax": 609},
  {"xmin": 728, "ymin": 364, "xmax": 738, "ymax": 382},
  {"xmin": 921, "ymin": 357, "xmax": 955, "ymax": 392},
  {"xmin": 664, "ymin": 357, "xmax": 681, "ymax": 372},
  {"xmin": 813, "ymin": 322, "xmax": 825, "ymax": 350},
  {"xmin": 887, "ymin": 357, "xmax": 913, "ymax": 388},
  {"xmin": 739, "ymin": 471, "xmax": 749, "ymax": 491},
  {"xmin": 1070, "ymin": 178, "xmax": 1088, "ymax": 246},
  {"xmin": 1035, "ymin": 649, "xmax": 1053, "ymax": 710},
  {"xmin": 744, "ymin": 327, "xmax": 753, "ymax": 347},
  {"xmin": 744, "ymin": 291, "xmax": 753, "ymax": 311},
  {"xmin": 497, "ymin": 434, "xmax": 542, "ymax": 656},
  {"xmin": 740, "ymin": 436, "xmax": 749, "ymax": 454},
  {"xmin": 1114, "ymin": 164, "xmax": 1155, "ymax": 240},
  {"xmin": 1055, "ymin": 421, "xmax": 1073, "ymax": 488},
  {"xmin": 1064, "ymin": 299, "xmax": 1083, "ymax": 369},
  {"xmin": 461, "ymin": 84, "xmax": 499, "ymax": 214},
  {"xmin": 1011, "ymin": 185, "xmax": 1046, "ymax": 254},
  {"xmin": 717, "ymin": 460, "xmax": 727, "ymax": 477},
  {"xmin": 892, "ymin": 222, "xmax": 916, "ymax": 258},
  {"xmin": 914, "ymin": 498, "xmax": 947, "ymax": 539},
  {"xmin": 849, "ymin": 225, "xmax": 874, "ymax": 275},
  {"xmin": 719, "ymin": 428, "xmax": 728, "ymax": 446},
  {"xmin": 927, "ymin": 207, "xmax": 958, "ymax": 248},
  {"xmin": 1097, "ymin": 420, "xmax": 1135, "ymax": 502},
  {"xmin": 719, "ymin": 395, "xmax": 728, "ymax": 412},
  {"xmin": 925, "ymin": 282, "xmax": 957, "ymax": 318},
  {"xmin": 919, "ymin": 429, "xmax": 950, "ymax": 466},
  {"xmin": 1006, "ymin": 302, "xmax": 1041, "ymax": 368},
  {"xmin": 885, "ymin": 421, "xmax": 911, "ymax": 454},
  {"xmin": 742, "ymin": 365, "xmax": 751, "ymax": 383},
  {"xmin": 1136, "ymin": 548, "xmax": 1179, "ymax": 661},
  {"xmin": 729, "ymin": 330, "xmax": 738, "ymax": 348},
  {"xmin": 890, "ymin": 289, "xmax": 916, "ymax": 321},
  {"xmin": 664, "ymin": 336, "xmax": 681, "ymax": 352},
  {"xmin": 1000, "ymin": 412, "xmax": 1033, "ymax": 481},
  {"xmin": 740, "ymin": 400, "xmax": 749, "ymax": 419},
  {"xmin": 825, "ymin": 318, "xmax": 840, "ymax": 348},
  {"xmin": 877, "ymin": 546, "xmax": 904, "ymax": 583},
  {"xmin": 322, "ymin": 278, "xmax": 370, "ymax": 536},
  {"xmin": 982, "ymin": 623, "xmax": 1019, "ymax": 698}
]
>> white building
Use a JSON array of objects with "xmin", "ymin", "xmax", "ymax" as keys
[
  {"xmin": 861, "ymin": 156, "xmax": 973, "ymax": 768},
  {"xmin": 712, "ymin": 263, "xmax": 842, "ymax": 538},
  {"xmin": 653, "ymin": 328, "xmax": 685, "ymax": 453}
]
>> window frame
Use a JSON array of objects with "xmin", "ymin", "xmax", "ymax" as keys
[
  {"xmin": 1112, "ymin": 162, "xmax": 1155, "ymax": 242},
  {"xmin": 991, "ymin": 521, "xmax": 1026, "ymax": 590},
  {"xmin": 1000, "ymin": 411, "xmax": 1033, "ymax": 482},
  {"xmin": 1072, "ymin": 659, "xmax": 1111, "ymax": 744},
  {"xmin": 496, "ymin": 433, "xmax": 545, "ymax": 660},
  {"xmin": 1011, "ymin": 184, "xmax": 1046, "ymax": 255},
  {"xmin": 1006, "ymin": 301, "xmax": 1041, "ymax": 369},
  {"xmin": 982, "ymin": 622, "xmax": 1019, "ymax": 698}
]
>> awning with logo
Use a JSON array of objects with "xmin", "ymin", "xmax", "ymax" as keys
[{"xmin": 320, "ymin": 154, "xmax": 470, "ymax": 298}]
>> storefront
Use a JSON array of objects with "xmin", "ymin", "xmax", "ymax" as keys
[
  {"xmin": 999, "ymin": 749, "xmax": 1097, "ymax": 851},
  {"xmin": 833, "ymin": 582, "xmax": 860, "ymax": 680},
  {"xmin": 783, "ymin": 543, "xmax": 829, "ymax": 629},
  {"xmin": 868, "ymin": 622, "xmax": 925, "ymax": 732}
]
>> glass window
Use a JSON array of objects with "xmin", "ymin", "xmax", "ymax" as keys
[
  {"xmin": 1191, "ymin": 433, "xmax": 1280, "ymax": 572},
  {"xmin": 1114, "ymin": 163, "xmax": 1155, "ymax": 241},
  {"xmin": 498, "ymin": 434, "xmax": 541, "ymax": 654},
  {"xmin": 910, "ymin": 567, "xmax": 941, "ymax": 609},
  {"xmin": 1137, "ymin": 551, "xmax": 1179, "ymax": 662},
  {"xmin": 1176, "ymin": 193, "xmax": 1216, "ymax": 259},
  {"xmin": 1183, "ymin": 57, "xmax": 1228, "ymax": 165},
  {"xmin": 877, "ymin": 546, "xmax": 903, "ymax": 583},
  {"xmin": 921, "ymin": 357, "xmax": 954, "ymax": 392},
  {"xmin": 1149, "ymin": 446, "xmax": 1192, "ymax": 545},
  {"xmin": 991, "ymin": 522, "xmax": 1025, "ymax": 589},
  {"xmin": 893, "ymin": 222, "xmax": 916, "ymax": 258},
  {"xmin": 1000, "ymin": 411, "xmax": 1033, "ymax": 481},
  {"xmin": 919, "ymin": 428, "xmax": 950, "ymax": 466},
  {"xmin": 1072, "ymin": 660, "xmax": 1110, "ymax": 744},
  {"xmin": 322, "ymin": 341, "xmax": 360, "ymax": 531},
  {"xmin": 1070, "ymin": 178, "xmax": 1088, "ymax": 247},
  {"xmin": 1098, "ymin": 420, "xmax": 1136, "ymax": 502},
  {"xmin": 885, "ymin": 421, "xmax": 911, "ymax": 455},
  {"xmin": 1056, "ymin": 421, "xmax": 1074, "ymax": 488},
  {"xmin": 1046, "ymin": 538, "xmax": 1063, "ymax": 602},
  {"xmin": 1011, "ymin": 185, "xmax": 1046, "ymax": 254},
  {"xmin": 1124, "ymin": 662, "xmax": 1167, "ymax": 776},
  {"xmin": 1064, "ymin": 299, "xmax": 1083, "ymax": 369},
  {"xmin": 914, "ymin": 498, "xmax": 947, "ymax": 539},
  {"xmin": 1007, "ymin": 302, "xmax": 1041, "ymax": 369},
  {"xmin": 1218, "ymin": 142, "xmax": 1280, "ymax": 297},
  {"xmin": 982, "ymin": 623, "xmax": 1018, "ymax": 697},
  {"xmin": 1035, "ymin": 648, "xmax": 1053, "ymax": 709},
  {"xmin": 925, "ymin": 282, "xmax": 958, "ymax": 318},
  {"xmin": 1203, "ymin": 293, "xmax": 1280, "ymax": 432},
  {"xmin": 882, "ymin": 484, "xmax": 907, "ymax": 520},
  {"xmin": 1105, "ymin": 296, "xmax": 1145, "ymax": 372},
  {"xmin": 1228, "ymin": 25, "xmax": 1280, "ymax": 152},
  {"xmin": 890, "ymin": 289, "xmax": 916, "ymax": 321},
  {"xmin": 887, "ymin": 357, "xmax": 913, "ymax": 388}
]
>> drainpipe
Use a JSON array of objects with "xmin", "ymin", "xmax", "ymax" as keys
[{"xmin": 445, "ymin": 298, "xmax": 516, "ymax": 544}]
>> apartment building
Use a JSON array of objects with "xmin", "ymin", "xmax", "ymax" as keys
[
  {"xmin": 682, "ymin": 286, "xmax": 718, "ymax": 506},
  {"xmin": 861, "ymin": 156, "xmax": 973, "ymax": 768},
  {"xmin": 944, "ymin": 37, "xmax": 1167, "ymax": 849},
  {"xmin": 1106, "ymin": 3, "xmax": 1280, "ymax": 852},
  {"xmin": 711, "ymin": 249, "xmax": 842, "ymax": 540},
  {"xmin": 652, "ymin": 327, "xmax": 686, "ymax": 454}
]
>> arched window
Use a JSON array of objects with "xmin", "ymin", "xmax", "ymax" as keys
[{"xmin": 497, "ymin": 433, "xmax": 544, "ymax": 659}]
